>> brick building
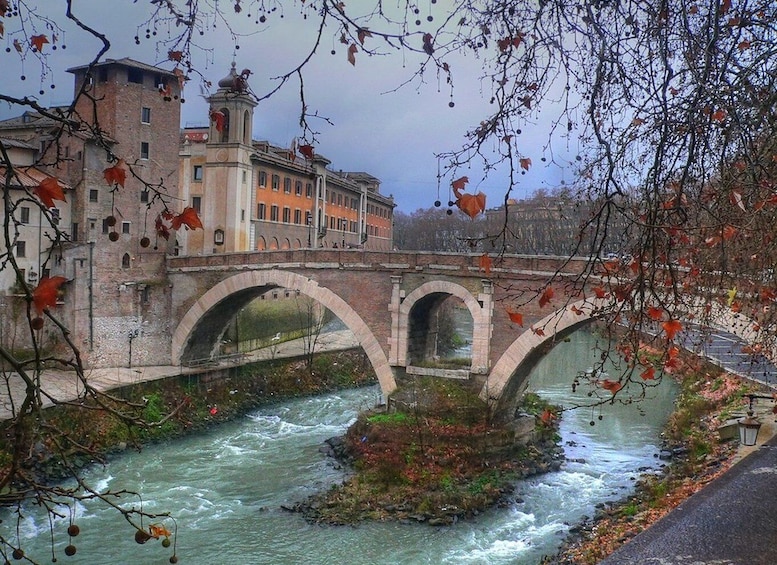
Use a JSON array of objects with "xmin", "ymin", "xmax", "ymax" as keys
[{"xmin": 178, "ymin": 62, "xmax": 395, "ymax": 254}]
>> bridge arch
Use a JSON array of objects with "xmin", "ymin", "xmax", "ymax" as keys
[
  {"xmin": 482, "ymin": 296, "xmax": 769, "ymax": 421},
  {"xmin": 394, "ymin": 280, "xmax": 492, "ymax": 374},
  {"xmin": 171, "ymin": 270, "xmax": 396, "ymax": 396}
]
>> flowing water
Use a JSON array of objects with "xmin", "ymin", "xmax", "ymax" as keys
[{"xmin": 8, "ymin": 330, "xmax": 676, "ymax": 564}]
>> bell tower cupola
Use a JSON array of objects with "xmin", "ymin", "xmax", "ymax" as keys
[{"xmin": 207, "ymin": 61, "xmax": 257, "ymax": 146}]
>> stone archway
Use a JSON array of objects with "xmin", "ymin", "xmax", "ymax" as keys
[
  {"xmin": 391, "ymin": 280, "xmax": 492, "ymax": 375},
  {"xmin": 171, "ymin": 270, "xmax": 396, "ymax": 396}
]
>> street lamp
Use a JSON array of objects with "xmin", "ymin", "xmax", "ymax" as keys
[{"xmin": 738, "ymin": 394, "xmax": 762, "ymax": 446}]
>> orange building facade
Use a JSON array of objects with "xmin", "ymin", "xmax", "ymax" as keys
[{"xmin": 179, "ymin": 63, "xmax": 394, "ymax": 255}]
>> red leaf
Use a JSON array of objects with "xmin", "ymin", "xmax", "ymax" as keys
[
  {"xmin": 640, "ymin": 366, "xmax": 656, "ymax": 381},
  {"xmin": 357, "ymin": 28, "xmax": 372, "ymax": 45},
  {"xmin": 299, "ymin": 144, "xmax": 315, "ymax": 160},
  {"xmin": 722, "ymin": 225, "xmax": 737, "ymax": 240},
  {"xmin": 661, "ymin": 319, "xmax": 682, "ymax": 340},
  {"xmin": 711, "ymin": 109, "xmax": 727, "ymax": 122},
  {"xmin": 571, "ymin": 305, "xmax": 584, "ymax": 315},
  {"xmin": 531, "ymin": 326, "xmax": 546, "ymax": 336},
  {"xmin": 592, "ymin": 286, "xmax": 607, "ymax": 299},
  {"xmin": 103, "ymin": 160, "xmax": 127, "ymax": 187},
  {"xmin": 646, "ymin": 306, "xmax": 664, "ymax": 321},
  {"xmin": 210, "ymin": 109, "xmax": 225, "ymax": 132},
  {"xmin": 168, "ymin": 50, "xmax": 183, "ymax": 62},
  {"xmin": 539, "ymin": 408, "xmax": 556, "ymax": 426},
  {"xmin": 519, "ymin": 157, "xmax": 531, "ymax": 171},
  {"xmin": 507, "ymin": 309, "xmax": 523, "ymax": 326},
  {"xmin": 171, "ymin": 207, "xmax": 203, "ymax": 231},
  {"xmin": 13, "ymin": 38, "xmax": 22, "ymax": 53},
  {"xmin": 601, "ymin": 379, "xmax": 622, "ymax": 394},
  {"xmin": 31, "ymin": 34, "xmax": 49, "ymax": 52},
  {"xmin": 538, "ymin": 287, "xmax": 554, "ymax": 308},
  {"xmin": 155, "ymin": 216, "xmax": 171, "ymax": 240},
  {"xmin": 479, "ymin": 253, "xmax": 492, "ymax": 274},
  {"xmin": 33, "ymin": 276, "xmax": 67, "ymax": 314},
  {"xmin": 33, "ymin": 177, "xmax": 67, "ymax": 208},
  {"xmin": 422, "ymin": 33, "xmax": 434, "ymax": 55}
]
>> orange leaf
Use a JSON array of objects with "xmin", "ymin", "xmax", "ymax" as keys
[
  {"xmin": 299, "ymin": 144, "xmax": 315, "ymax": 160},
  {"xmin": 538, "ymin": 287, "xmax": 554, "ymax": 308},
  {"xmin": 519, "ymin": 157, "xmax": 531, "ymax": 171},
  {"xmin": 601, "ymin": 379, "xmax": 622, "ymax": 394},
  {"xmin": 571, "ymin": 305, "xmax": 584, "ymax": 315},
  {"xmin": 148, "ymin": 524, "xmax": 172, "ymax": 539},
  {"xmin": 357, "ymin": 28, "xmax": 372, "ymax": 45},
  {"xmin": 711, "ymin": 109, "xmax": 727, "ymax": 122},
  {"xmin": 32, "ymin": 276, "xmax": 67, "ymax": 314},
  {"xmin": 531, "ymin": 326, "xmax": 546, "ymax": 336},
  {"xmin": 347, "ymin": 43, "xmax": 358, "ymax": 66},
  {"xmin": 33, "ymin": 177, "xmax": 67, "ymax": 208},
  {"xmin": 479, "ymin": 253, "xmax": 492, "ymax": 274},
  {"xmin": 507, "ymin": 309, "xmax": 523, "ymax": 326},
  {"xmin": 31, "ymin": 34, "xmax": 49, "ymax": 52},
  {"xmin": 210, "ymin": 109, "xmax": 225, "ymax": 132},
  {"xmin": 451, "ymin": 176, "xmax": 469, "ymax": 197},
  {"xmin": 171, "ymin": 207, "xmax": 203, "ymax": 231},
  {"xmin": 456, "ymin": 192, "xmax": 486, "ymax": 219},
  {"xmin": 661, "ymin": 319, "xmax": 682, "ymax": 340},
  {"xmin": 155, "ymin": 216, "xmax": 171, "ymax": 240},
  {"xmin": 640, "ymin": 366, "xmax": 656, "ymax": 381},
  {"xmin": 103, "ymin": 160, "xmax": 127, "ymax": 187},
  {"xmin": 539, "ymin": 408, "xmax": 556, "ymax": 426},
  {"xmin": 738, "ymin": 39, "xmax": 751, "ymax": 51},
  {"xmin": 646, "ymin": 306, "xmax": 663, "ymax": 321},
  {"xmin": 168, "ymin": 50, "xmax": 183, "ymax": 62},
  {"xmin": 13, "ymin": 38, "xmax": 22, "ymax": 53}
]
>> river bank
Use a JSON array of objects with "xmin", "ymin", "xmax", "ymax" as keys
[{"xmin": 543, "ymin": 347, "xmax": 768, "ymax": 564}]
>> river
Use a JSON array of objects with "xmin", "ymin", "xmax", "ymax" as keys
[{"xmin": 8, "ymin": 329, "xmax": 676, "ymax": 564}]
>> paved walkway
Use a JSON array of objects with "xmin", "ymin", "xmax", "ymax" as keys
[{"xmin": 0, "ymin": 329, "xmax": 360, "ymax": 420}]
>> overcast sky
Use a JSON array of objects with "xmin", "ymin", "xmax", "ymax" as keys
[{"xmin": 1, "ymin": 1, "xmax": 575, "ymax": 212}]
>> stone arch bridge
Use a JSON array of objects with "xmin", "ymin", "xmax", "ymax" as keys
[{"xmin": 166, "ymin": 250, "xmax": 762, "ymax": 420}]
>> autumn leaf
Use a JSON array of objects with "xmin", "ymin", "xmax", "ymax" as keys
[
  {"xmin": 727, "ymin": 287, "xmax": 737, "ymax": 306},
  {"xmin": 719, "ymin": 0, "xmax": 731, "ymax": 14},
  {"xmin": 451, "ymin": 176, "xmax": 469, "ymax": 197},
  {"xmin": 357, "ymin": 28, "xmax": 372, "ymax": 45},
  {"xmin": 722, "ymin": 225, "xmax": 737, "ymax": 240},
  {"xmin": 479, "ymin": 253, "xmax": 492, "ymax": 274},
  {"xmin": 601, "ymin": 379, "xmax": 622, "ymax": 394},
  {"xmin": 31, "ymin": 34, "xmax": 49, "ymax": 52},
  {"xmin": 531, "ymin": 326, "xmax": 545, "ymax": 336},
  {"xmin": 738, "ymin": 39, "xmax": 751, "ymax": 51},
  {"xmin": 0, "ymin": 21, "xmax": 4, "ymax": 39},
  {"xmin": 33, "ymin": 177, "xmax": 67, "ymax": 208},
  {"xmin": 168, "ymin": 50, "xmax": 183, "ymax": 62},
  {"xmin": 539, "ymin": 408, "xmax": 556, "ymax": 426},
  {"xmin": 347, "ymin": 43, "xmax": 358, "ymax": 66},
  {"xmin": 456, "ymin": 192, "xmax": 486, "ymax": 219},
  {"xmin": 103, "ymin": 160, "xmax": 127, "ymax": 187},
  {"xmin": 507, "ymin": 308, "xmax": 523, "ymax": 326},
  {"xmin": 592, "ymin": 286, "xmax": 607, "ymax": 299},
  {"xmin": 155, "ymin": 216, "xmax": 171, "ymax": 240},
  {"xmin": 0, "ymin": 0, "xmax": 8, "ymax": 14},
  {"xmin": 711, "ymin": 109, "xmax": 727, "ymax": 122},
  {"xmin": 519, "ymin": 157, "xmax": 531, "ymax": 171},
  {"xmin": 538, "ymin": 287, "xmax": 554, "ymax": 308},
  {"xmin": 640, "ymin": 366, "xmax": 656, "ymax": 381},
  {"xmin": 148, "ymin": 524, "xmax": 172, "ymax": 539},
  {"xmin": 33, "ymin": 276, "xmax": 67, "ymax": 314},
  {"xmin": 210, "ymin": 109, "xmax": 225, "ymax": 132},
  {"xmin": 13, "ymin": 38, "xmax": 22, "ymax": 53},
  {"xmin": 298, "ymin": 144, "xmax": 315, "ymax": 159},
  {"xmin": 661, "ymin": 319, "xmax": 682, "ymax": 340},
  {"xmin": 646, "ymin": 306, "xmax": 664, "ymax": 321},
  {"xmin": 422, "ymin": 33, "xmax": 434, "ymax": 55},
  {"xmin": 571, "ymin": 305, "xmax": 584, "ymax": 315},
  {"xmin": 171, "ymin": 207, "xmax": 203, "ymax": 231}
]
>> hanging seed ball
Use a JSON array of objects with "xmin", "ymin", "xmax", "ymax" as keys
[
  {"xmin": 108, "ymin": 231, "xmax": 119, "ymax": 242},
  {"xmin": 434, "ymin": 200, "xmax": 441, "ymax": 207},
  {"xmin": 105, "ymin": 215, "xmax": 117, "ymax": 227},
  {"xmin": 135, "ymin": 529, "xmax": 151, "ymax": 545},
  {"xmin": 448, "ymin": 200, "xmax": 455, "ymax": 207},
  {"xmin": 448, "ymin": 101, "xmax": 455, "ymax": 108},
  {"xmin": 169, "ymin": 556, "xmax": 178, "ymax": 564},
  {"xmin": 64, "ymin": 545, "xmax": 77, "ymax": 557},
  {"xmin": 31, "ymin": 317, "xmax": 45, "ymax": 330},
  {"xmin": 161, "ymin": 538, "xmax": 171, "ymax": 548},
  {"xmin": 67, "ymin": 524, "xmax": 80, "ymax": 537},
  {"xmin": 446, "ymin": 209, "xmax": 453, "ymax": 215},
  {"xmin": 140, "ymin": 236, "xmax": 151, "ymax": 248},
  {"xmin": 12, "ymin": 548, "xmax": 23, "ymax": 560}
]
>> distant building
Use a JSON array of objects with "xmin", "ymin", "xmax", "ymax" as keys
[{"xmin": 178, "ymin": 63, "xmax": 394, "ymax": 254}]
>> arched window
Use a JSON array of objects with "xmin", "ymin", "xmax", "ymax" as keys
[
  {"xmin": 256, "ymin": 236, "xmax": 266, "ymax": 250},
  {"xmin": 214, "ymin": 229, "xmax": 225, "ymax": 245},
  {"xmin": 243, "ymin": 110, "xmax": 251, "ymax": 144},
  {"xmin": 270, "ymin": 237, "xmax": 279, "ymax": 250},
  {"xmin": 219, "ymin": 108, "xmax": 230, "ymax": 142},
  {"xmin": 282, "ymin": 238, "xmax": 291, "ymax": 250},
  {"xmin": 121, "ymin": 253, "xmax": 131, "ymax": 268}
]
